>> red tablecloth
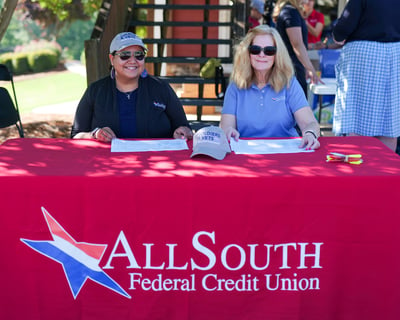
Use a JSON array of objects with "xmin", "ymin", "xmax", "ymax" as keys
[{"xmin": 1, "ymin": 137, "xmax": 400, "ymax": 320}]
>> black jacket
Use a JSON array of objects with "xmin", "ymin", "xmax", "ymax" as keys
[
  {"xmin": 333, "ymin": 0, "xmax": 400, "ymax": 43},
  {"xmin": 71, "ymin": 75, "xmax": 190, "ymax": 138}
]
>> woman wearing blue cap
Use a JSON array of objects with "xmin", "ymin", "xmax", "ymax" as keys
[{"xmin": 71, "ymin": 32, "xmax": 192, "ymax": 141}]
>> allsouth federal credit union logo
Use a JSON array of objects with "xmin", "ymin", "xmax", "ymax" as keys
[
  {"xmin": 20, "ymin": 207, "xmax": 130, "ymax": 299},
  {"xmin": 21, "ymin": 207, "xmax": 323, "ymax": 300}
]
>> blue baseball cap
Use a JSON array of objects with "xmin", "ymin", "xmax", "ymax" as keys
[{"xmin": 251, "ymin": 0, "xmax": 264, "ymax": 15}]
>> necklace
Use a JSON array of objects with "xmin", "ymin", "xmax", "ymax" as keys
[{"xmin": 125, "ymin": 91, "xmax": 134, "ymax": 100}]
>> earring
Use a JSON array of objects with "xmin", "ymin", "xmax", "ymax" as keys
[
  {"xmin": 140, "ymin": 69, "xmax": 148, "ymax": 78},
  {"xmin": 110, "ymin": 66, "xmax": 115, "ymax": 79}
]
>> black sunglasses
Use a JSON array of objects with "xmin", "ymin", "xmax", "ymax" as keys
[
  {"xmin": 248, "ymin": 45, "xmax": 277, "ymax": 56},
  {"xmin": 114, "ymin": 50, "xmax": 146, "ymax": 61}
]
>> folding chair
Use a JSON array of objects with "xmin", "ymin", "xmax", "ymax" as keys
[{"xmin": 0, "ymin": 64, "xmax": 24, "ymax": 137}]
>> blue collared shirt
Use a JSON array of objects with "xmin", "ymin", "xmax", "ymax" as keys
[{"xmin": 222, "ymin": 77, "xmax": 308, "ymax": 137}]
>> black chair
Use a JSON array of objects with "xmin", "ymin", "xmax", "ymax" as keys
[{"xmin": 0, "ymin": 64, "xmax": 24, "ymax": 137}]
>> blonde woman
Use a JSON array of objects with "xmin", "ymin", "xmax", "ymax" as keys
[
  {"xmin": 273, "ymin": 0, "xmax": 320, "ymax": 95},
  {"xmin": 220, "ymin": 25, "xmax": 320, "ymax": 150}
]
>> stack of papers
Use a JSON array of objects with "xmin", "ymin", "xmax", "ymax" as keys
[
  {"xmin": 110, "ymin": 138, "xmax": 313, "ymax": 155},
  {"xmin": 230, "ymin": 139, "xmax": 314, "ymax": 154},
  {"xmin": 111, "ymin": 138, "xmax": 188, "ymax": 152}
]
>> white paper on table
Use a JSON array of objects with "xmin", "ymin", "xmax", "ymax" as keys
[
  {"xmin": 111, "ymin": 138, "xmax": 189, "ymax": 152},
  {"xmin": 230, "ymin": 138, "xmax": 314, "ymax": 154}
]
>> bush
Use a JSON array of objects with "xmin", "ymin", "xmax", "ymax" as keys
[
  {"xmin": 0, "ymin": 40, "xmax": 62, "ymax": 75},
  {"xmin": 15, "ymin": 39, "xmax": 62, "ymax": 60},
  {"xmin": 28, "ymin": 50, "xmax": 59, "ymax": 73},
  {"xmin": 0, "ymin": 53, "xmax": 14, "ymax": 73},
  {"xmin": 12, "ymin": 53, "xmax": 30, "ymax": 75}
]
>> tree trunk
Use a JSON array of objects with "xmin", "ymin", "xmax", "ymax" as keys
[{"xmin": 0, "ymin": 0, "xmax": 18, "ymax": 42}]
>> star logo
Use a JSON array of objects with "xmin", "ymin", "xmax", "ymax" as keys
[{"xmin": 21, "ymin": 207, "xmax": 131, "ymax": 299}]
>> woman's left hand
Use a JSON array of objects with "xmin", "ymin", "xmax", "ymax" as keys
[
  {"xmin": 173, "ymin": 126, "xmax": 193, "ymax": 140},
  {"xmin": 299, "ymin": 132, "xmax": 320, "ymax": 150}
]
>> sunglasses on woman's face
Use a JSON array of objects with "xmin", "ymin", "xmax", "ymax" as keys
[
  {"xmin": 114, "ymin": 50, "xmax": 146, "ymax": 61},
  {"xmin": 248, "ymin": 45, "xmax": 277, "ymax": 56}
]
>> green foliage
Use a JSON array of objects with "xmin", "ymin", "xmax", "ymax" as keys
[
  {"xmin": 0, "ymin": 53, "xmax": 14, "ymax": 72},
  {"xmin": 12, "ymin": 53, "xmax": 30, "ymax": 74},
  {"xmin": 15, "ymin": 39, "xmax": 62, "ymax": 58},
  {"xmin": 80, "ymin": 0, "xmax": 103, "ymax": 17},
  {"xmin": 34, "ymin": 0, "xmax": 74, "ymax": 21},
  {"xmin": 133, "ymin": 0, "xmax": 149, "ymax": 39},
  {"xmin": 80, "ymin": 49, "xmax": 85, "ymax": 64},
  {"xmin": 0, "ymin": 11, "xmax": 42, "ymax": 50},
  {"xmin": 19, "ymin": 0, "xmax": 102, "ymax": 26},
  {"xmin": 27, "ymin": 50, "xmax": 59, "ymax": 73},
  {"xmin": 0, "ymin": 40, "xmax": 61, "ymax": 75},
  {"xmin": 57, "ymin": 19, "xmax": 95, "ymax": 60},
  {"xmin": 1, "ymin": 4, "xmax": 96, "ymax": 61}
]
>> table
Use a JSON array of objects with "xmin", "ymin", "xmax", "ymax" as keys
[
  {"xmin": 1, "ymin": 137, "xmax": 400, "ymax": 320},
  {"xmin": 309, "ymin": 77, "xmax": 337, "ymax": 123}
]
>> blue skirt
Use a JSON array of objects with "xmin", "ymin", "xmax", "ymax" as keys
[{"xmin": 333, "ymin": 41, "xmax": 400, "ymax": 137}]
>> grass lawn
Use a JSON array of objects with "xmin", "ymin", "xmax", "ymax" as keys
[{"xmin": 0, "ymin": 71, "xmax": 87, "ymax": 114}]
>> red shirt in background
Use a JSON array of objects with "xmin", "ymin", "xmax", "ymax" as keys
[
  {"xmin": 248, "ymin": 16, "xmax": 260, "ymax": 29},
  {"xmin": 307, "ymin": 9, "xmax": 324, "ymax": 43}
]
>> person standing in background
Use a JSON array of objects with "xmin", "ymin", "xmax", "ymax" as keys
[
  {"xmin": 303, "ymin": 0, "xmax": 325, "ymax": 49},
  {"xmin": 248, "ymin": 0, "xmax": 265, "ymax": 30},
  {"xmin": 273, "ymin": 0, "xmax": 320, "ymax": 96},
  {"xmin": 321, "ymin": 10, "xmax": 337, "ymax": 45},
  {"xmin": 332, "ymin": 0, "xmax": 400, "ymax": 152}
]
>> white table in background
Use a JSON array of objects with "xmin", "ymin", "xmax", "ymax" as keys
[{"xmin": 309, "ymin": 78, "xmax": 337, "ymax": 123}]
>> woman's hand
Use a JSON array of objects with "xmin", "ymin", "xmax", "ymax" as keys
[
  {"xmin": 299, "ymin": 131, "xmax": 320, "ymax": 150},
  {"xmin": 306, "ymin": 67, "xmax": 323, "ymax": 85},
  {"xmin": 173, "ymin": 126, "xmax": 193, "ymax": 140},
  {"xmin": 220, "ymin": 114, "xmax": 239, "ymax": 141},
  {"xmin": 223, "ymin": 126, "xmax": 240, "ymax": 142},
  {"xmin": 92, "ymin": 127, "xmax": 116, "ymax": 142}
]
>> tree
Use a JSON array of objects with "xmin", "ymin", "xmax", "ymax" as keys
[
  {"xmin": 1, "ymin": 0, "xmax": 101, "ymax": 61},
  {"xmin": 18, "ymin": 0, "xmax": 101, "ymax": 39},
  {"xmin": 0, "ymin": 0, "xmax": 101, "ymax": 42},
  {"xmin": 0, "ymin": 0, "xmax": 18, "ymax": 41}
]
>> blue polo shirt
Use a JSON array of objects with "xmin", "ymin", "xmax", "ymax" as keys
[{"xmin": 221, "ymin": 78, "xmax": 308, "ymax": 137}]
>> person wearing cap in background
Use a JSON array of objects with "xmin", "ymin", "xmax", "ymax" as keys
[
  {"xmin": 220, "ymin": 25, "xmax": 320, "ymax": 150},
  {"xmin": 248, "ymin": 0, "xmax": 265, "ymax": 30},
  {"xmin": 71, "ymin": 32, "xmax": 192, "ymax": 142}
]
